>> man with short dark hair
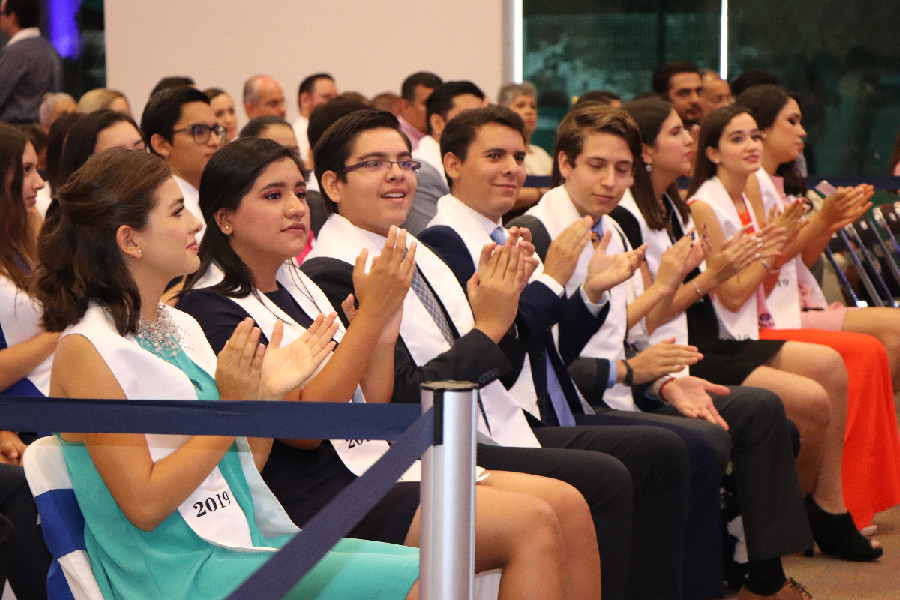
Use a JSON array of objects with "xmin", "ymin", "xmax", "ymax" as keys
[
  {"xmin": 0, "ymin": 0, "xmax": 62, "ymax": 123},
  {"xmin": 652, "ymin": 61, "xmax": 703, "ymax": 127},
  {"xmin": 242, "ymin": 74, "xmax": 287, "ymax": 120},
  {"xmin": 396, "ymin": 71, "xmax": 442, "ymax": 150},
  {"xmin": 415, "ymin": 80, "xmax": 485, "ymax": 178},
  {"xmin": 399, "ymin": 81, "xmax": 485, "ymax": 234},
  {"xmin": 293, "ymin": 72, "xmax": 337, "ymax": 168},
  {"xmin": 141, "ymin": 86, "xmax": 224, "ymax": 238}
]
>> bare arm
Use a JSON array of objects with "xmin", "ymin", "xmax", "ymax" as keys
[
  {"xmin": 0, "ymin": 331, "xmax": 59, "ymax": 391},
  {"xmin": 626, "ymin": 234, "xmax": 693, "ymax": 328},
  {"xmin": 689, "ymin": 200, "xmax": 786, "ymax": 312},
  {"xmin": 297, "ymin": 226, "xmax": 415, "ymax": 406},
  {"xmin": 53, "ymin": 334, "xmax": 238, "ymax": 532}
]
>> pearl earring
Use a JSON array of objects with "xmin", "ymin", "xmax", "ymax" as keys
[
  {"xmin": 223, "ymin": 224, "xmax": 230, "ymax": 231},
  {"xmin": 645, "ymin": 163, "xmax": 652, "ymax": 174},
  {"xmin": 137, "ymin": 249, "xmax": 142, "ymax": 257}
]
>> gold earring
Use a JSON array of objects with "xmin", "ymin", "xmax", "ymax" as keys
[{"xmin": 223, "ymin": 224, "xmax": 230, "ymax": 231}]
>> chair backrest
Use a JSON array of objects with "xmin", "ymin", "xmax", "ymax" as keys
[{"xmin": 22, "ymin": 437, "xmax": 104, "ymax": 600}]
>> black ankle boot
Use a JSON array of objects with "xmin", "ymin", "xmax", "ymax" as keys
[{"xmin": 804, "ymin": 495, "xmax": 883, "ymax": 561}]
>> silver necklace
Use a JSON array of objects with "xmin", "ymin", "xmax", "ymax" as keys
[{"xmin": 136, "ymin": 305, "xmax": 181, "ymax": 357}]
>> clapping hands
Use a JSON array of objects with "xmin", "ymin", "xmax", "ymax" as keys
[{"xmin": 215, "ymin": 316, "xmax": 337, "ymax": 402}]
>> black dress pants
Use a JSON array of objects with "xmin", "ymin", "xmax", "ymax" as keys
[{"xmin": 478, "ymin": 423, "xmax": 690, "ymax": 600}]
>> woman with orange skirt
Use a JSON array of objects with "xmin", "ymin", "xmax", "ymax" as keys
[{"xmin": 688, "ymin": 105, "xmax": 899, "ymax": 561}]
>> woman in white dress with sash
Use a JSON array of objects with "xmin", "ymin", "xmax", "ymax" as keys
[
  {"xmin": 0, "ymin": 123, "xmax": 57, "ymax": 599},
  {"xmin": 688, "ymin": 105, "xmax": 888, "ymax": 561}
]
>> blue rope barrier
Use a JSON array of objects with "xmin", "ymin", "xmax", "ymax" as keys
[
  {"xmin": 0, "ymin": 396, "xmax": 421, "ymax": 439},
  {"xmin": 227, "ymin": 408, "xmax": 434, "ymax": 600},
  {"xmin": 2, "ymin": 395, "xmax": 432, "ymax": 600}
]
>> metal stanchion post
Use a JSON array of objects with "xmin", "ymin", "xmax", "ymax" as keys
[{"xmin": 419, "ymin": 381, "xmax": 477, "ymax": 600}]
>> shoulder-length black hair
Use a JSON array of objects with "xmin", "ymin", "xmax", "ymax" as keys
[
  {"xmin": 182, "ymin": 137, "xmax": 299, "ymax": 298},
  {"xmin": 736, "ymin": 84, "xmax": 805, "ymax": 195}
]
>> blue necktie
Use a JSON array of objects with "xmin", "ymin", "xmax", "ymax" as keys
[{"xmin": 491, "ymin": 226, "xmax": 576, "ymax": 426}]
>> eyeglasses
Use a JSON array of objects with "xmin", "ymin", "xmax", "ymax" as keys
[
  {"xmin": 342, "ymin": 158, "xmax": 421, "ymax": 174},
  {"xmin": 172, "ymin": 123, "xmax": 226, "ymax": 144}
]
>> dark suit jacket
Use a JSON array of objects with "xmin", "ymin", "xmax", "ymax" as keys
[
  {"xmin": 418, "ymin": 224, "xmax": 608, "ymax": 423},
  {"xmin": 508, "ymin": 214, "xmax": 652, "ymax": 407},
  {"xmin": 305, "ymin": 189, "xmax": 330, "ymax": 237},
  {"xmin": 301, "ymin": 255, "xmax": 514, "ymax": 405},
  {"xmin": 0, "ymin": 36, "xmax": 62, "ymax": 122}
]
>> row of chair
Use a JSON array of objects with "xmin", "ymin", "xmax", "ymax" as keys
[{"xmin": 824, "ymin": 198, "xmax": 900, "ymax": 308}]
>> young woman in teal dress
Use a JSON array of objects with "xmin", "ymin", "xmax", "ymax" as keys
[{"xmin": 32, "ymin": 147, "xmax": 422, "ymax": 600}]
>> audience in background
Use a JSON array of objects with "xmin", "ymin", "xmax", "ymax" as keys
[
  {"xmin": 148, "ymin": 75, "xmax": 195, "ymax": 98},
  {"xmin": 497, "ymin": 81, "xmax": 552, "ymax": 212},
  {"xmin": 574, "ymin": 89, "xmax": 622, "ymax": 108},
  {"xmin": 415, "ymin": 80, "xmax": 485, "ymax": 178},
  {"xmin": 142, "ymin": 86, "xmax": 224, "ymax": 238},
  {"xmin": 37, "ymin": 92, "xmax": 75, "ymax": 133},
  {"xmin": 203, "ymin": 87, "xmax": 238, "ymax": 144},
  {"xmin": 0, "ymin": 0, "xmax": 62, "ymax": 124},
  {"xmin": 293, "ymin": 73, "xmax": 338, "ymax": 169},
  {"xmin": 396, "ymin": 71, "xmax": 442, "ymax": 150},
  {"xmin": 698, "ymin": 70, "xmax": 734, "ymax": 118},
  {"xmin": 372, "ymin": 91, "xmax": 402, "ymax": 115},
  {"xmin": 76, "ymin": 88, "xmax": 131, "ymax": 116},
  {"xmin": 242, "ymin": 74, "xmax": 287, "ymax": 120},
  {"xmin": 652, "ymin": 61, "xmax": 704, "ymax": 128}
]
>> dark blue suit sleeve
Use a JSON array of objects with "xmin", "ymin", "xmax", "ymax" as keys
[
  {"xmin": 302, "ymin": 255, "xmax": 514, "ymax": 405},
  {"xmin": 418, "ymin": 226, "xmax": 527, "ymax": 388}
]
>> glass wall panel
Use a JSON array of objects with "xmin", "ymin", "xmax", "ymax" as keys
[{"xmin": 523, "ymin": 0, "xmax": 900, "ymax": 176}]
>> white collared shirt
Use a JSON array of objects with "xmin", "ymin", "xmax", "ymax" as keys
[{"xmin": 5, "ymin": 27, "xmax": 40, "ymax": 46}]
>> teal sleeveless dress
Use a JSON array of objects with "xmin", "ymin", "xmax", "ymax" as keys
[{"xmin": 60, "ymin": 346, "xmax": 419, "ymax": 600}]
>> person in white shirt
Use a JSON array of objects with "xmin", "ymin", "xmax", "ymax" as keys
[
  {"xmin": 141, "ymin": 86, "xmax": 225, "ymax": 240},
  {"xmin": 293, "ymin": 73, "xmax": 337, "ymax": 170}
]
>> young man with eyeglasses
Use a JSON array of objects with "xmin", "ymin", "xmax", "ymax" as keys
[{"xmin": 141, "ymin": 86, "xmax": 225, "ymax": 239}]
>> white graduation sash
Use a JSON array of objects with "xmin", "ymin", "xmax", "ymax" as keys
[
  {"xmin": 689, "ymin": 177, "xmax": 763, "ymax": 339},
  {"xmin": 0, "ymin": 275, "xmax": 52, "ymax": 395},
  {"xmin": 525, "ymin": 186, "xmax": 645, "ymax": 410},
  {"xmin": 63, "ymin": 304, "xmax": 298, "ymax": 551},
  {"xmin": 617, "ymin": 191, "xmax": 691, "ymax": 377},
  {"xmin": 754, "ymin": 169, "xmax": 827, "ymax": 320},
  {"xmin": 309, "ymin": 215, "xmax": 540, "ymax": 448},
  {"xmin": 193, "ymin": 262, "xmax": 420, "ymax": 481},
  {"xmin": 428, "ymin": 194, "xmax": 542, "ymax": 418}
]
